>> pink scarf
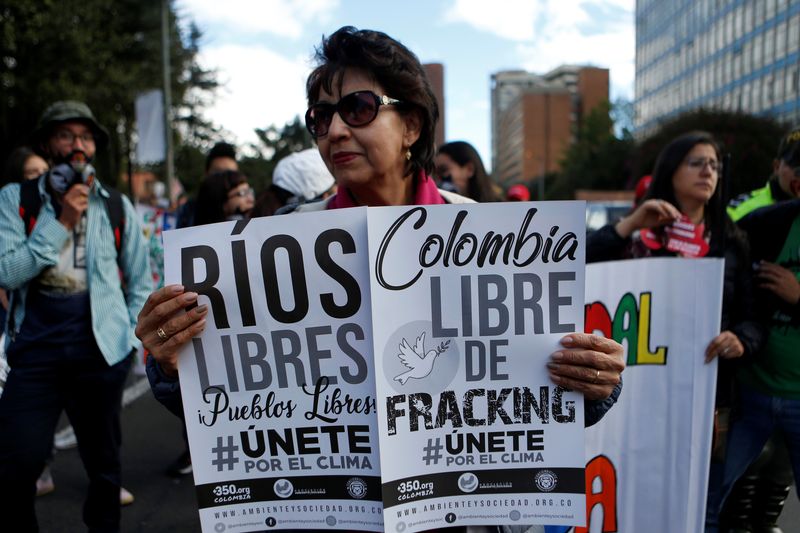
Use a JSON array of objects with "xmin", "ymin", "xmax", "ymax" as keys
[{"xmin": 326, "ymin": 171, "xmax": 446, "ymax": 209}]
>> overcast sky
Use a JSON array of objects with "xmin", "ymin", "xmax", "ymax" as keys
[{"xmin": 177, "ymin": 0, "xmax": 635, "ymax": 169}]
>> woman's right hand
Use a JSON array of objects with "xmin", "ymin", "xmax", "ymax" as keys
[
  {"xmin": 135, "ymin": 284, "xmax": 208, "ymax": 377},
  {"xmin": 614, "ymin": 199, "xmax": 681, "ymax": 238}
]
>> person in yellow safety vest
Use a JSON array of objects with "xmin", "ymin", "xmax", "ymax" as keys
[{"xmin": 728, "ymin": 126, "xmax": 800, "ymax": 222}]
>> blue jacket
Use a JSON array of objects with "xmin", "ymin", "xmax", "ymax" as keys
[{"xmin": 0, "ymin": 176, "xmax": 152, "ymax": 364}]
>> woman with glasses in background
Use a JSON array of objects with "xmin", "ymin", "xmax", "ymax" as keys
[
  {"xmin": 585, "ymin": 131, "xmax": 765, "ymax": 531},
  {"xmin": 192, "ymin": 169, "xmax": 254, "ymax": 226},
  {"xmin": 434, "ymin": 140, "xmax": 497, "ymax": 202}
]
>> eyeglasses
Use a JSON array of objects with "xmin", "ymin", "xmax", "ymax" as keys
[
  {"xmin": 54, "ymin": 129, "xmax": 95, "ymax": 145},
  {"xmin": 228, "ymin": 186, "xmax": 254, "ymax": 199},
  {"xmin": 685, "ymin": 157, "xmax": 721, "ymax": 172},
  {"xmin": 305, "ymin": 91, "xmax": 402, "ymax": 138}
]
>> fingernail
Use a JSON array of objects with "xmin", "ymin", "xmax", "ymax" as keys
[
  {"xmin": 551, "ymin": 352, "xmax": 564, "ymax": 361},
  {"xmin": 560, "ymin": 336, "xmax": 574, "ymax": 346},
  {"xmin": 170, "ymin": 284, "xmax": 184, "ymax": 294},
  {"xmin": 196, "ymin": 318, "xmax": 207, "ymax": 330},
  {"xmin": 547, "ymin": 361, "xmax": 560, "ymax": 369},
  {"xmin": 549, "ymin": 373, "xmax": 562, "ymax": 384},
  {"xmin": 195, "ymin": 304, "xmax": 208, "ymax": 314},
  {"xmin": 182, "ymin": 292, "xmax": 198, "ymax": 303}
]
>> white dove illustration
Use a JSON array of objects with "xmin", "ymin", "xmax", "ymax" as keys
[{"xmin": 393, "ymin": 332, "xmax": 450, "ymax": 385}]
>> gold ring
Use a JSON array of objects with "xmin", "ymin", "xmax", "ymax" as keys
[
  {"xmin": 156, "ymin": 327, "xmax": 168, "ymax": 341},
  {"xmin": 594, "ymin": 369, "xmax": 600, "ymax": 383}
]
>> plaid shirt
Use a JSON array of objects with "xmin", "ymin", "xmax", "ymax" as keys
[{"xmin": 0, "ymin": 175, "xmax": 152, "ymax": 365}]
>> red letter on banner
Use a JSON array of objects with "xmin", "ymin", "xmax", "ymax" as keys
[
  {"xmin": 584, "ymin": 302, "xmax": 612, "ymax": 338},
  {"xmin": 576, "ymin": 454, "xmax": 618, "ymax": 533}
]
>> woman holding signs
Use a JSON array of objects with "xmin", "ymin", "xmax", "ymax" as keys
[
  {"xmin": 585, "ymin": 131, "xmax": 764, "ymax": 531},
  {"xmin": 138, "ymin": 26, "xmax": 625, "ymax": 531}
]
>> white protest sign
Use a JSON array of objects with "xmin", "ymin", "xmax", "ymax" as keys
[
  {"xmin": 367, "ymin": 202, "xmax": 587, "ymax": 532},
  {"xmin": 574, "ymin": 258, "xmax": 722, "ymax": 533},
  {"xmin": 164, "ymin": 208, "xmax": 383, "ymax": 532}
]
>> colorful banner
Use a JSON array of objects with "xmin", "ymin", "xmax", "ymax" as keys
[
  {"xmin": 572, "ymin": 257, "xmax": 723, "ymax": 533},
  {"xmin": 136, "ymin": 203, "xmax": 170, "ymax": 290},
  {"xmin": 367, "ymin": 202, "xmax": 587, "ymax": 532},
  {"xmin": 164, "ymin": 208, "xmax": 383, "ymax": 533}
]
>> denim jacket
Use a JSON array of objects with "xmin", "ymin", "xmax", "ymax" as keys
[{"xmin": 0, "ymin": 175, "xmax": 152, "ymax": 365}]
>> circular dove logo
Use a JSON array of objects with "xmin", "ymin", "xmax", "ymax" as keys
[
  {"xmin": 273, "ymin": 479, "xmax": 294, "ymax": 498},
  {"xmin": 383, "ymin": 320, "xmax": 459, "ymax": 394},
  {"xmin": 458, "ymin": 472, "xmax": 478, "ymax": 493}
]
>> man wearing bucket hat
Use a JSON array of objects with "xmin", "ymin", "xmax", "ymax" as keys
[{"xmin": 0, "ymin": 101, "xmax": 151, "ymax": 532}]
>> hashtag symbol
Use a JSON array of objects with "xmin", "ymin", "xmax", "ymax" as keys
[
  {"xmin": 421, "ymin": 438, "xmax": 443, "ymax": 466},
  {"xmin": 211, "ymin": 436, "xmax": 239, "ymax": 472}
]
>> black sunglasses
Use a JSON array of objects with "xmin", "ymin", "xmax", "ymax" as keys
[{"xmin": 305, "ymin": 91, "xmax": 402, "ymax": 138}]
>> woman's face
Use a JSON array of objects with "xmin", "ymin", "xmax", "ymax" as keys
[
  {"xmin": 23, "ymin": 154, "xmax": 49, "ymax": 181},
  {"xmin": 434, "ymin": 153, "xmax": 473, "ymax": 195},
  {"xmin": 314, "ymin": 68, "xmax": 420, "ymax": 199},
  {"xmin": 672, "ymin": 143, "xmax": 719, "ymax": 209},
  {"xmin": 224, "ymin": 182, "xmax": 254, "ymax": 217}
]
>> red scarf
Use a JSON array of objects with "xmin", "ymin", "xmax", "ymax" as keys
[{"xmin": 326, "ymin": 171, "xmax": 445, "ymax": 209}]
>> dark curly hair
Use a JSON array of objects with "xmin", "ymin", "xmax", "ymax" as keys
[
  {"xmin": 306, "ymin": 26, "xmax": 439, "ymax": 178},
  {"xmin": 193, "ymin": 170, "xmax": 249, "ymax": 226},
  {"xmin": 205, "ymin": 142, "xmax": 237, "ymax": 173}
]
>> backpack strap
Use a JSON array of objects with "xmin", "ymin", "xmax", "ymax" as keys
[
  {"xmin": 18, "ymin": 178, "xmax": 44, "ymax": 236},
  {"xmin": 101, "ymin": 186, "xmax": 126, "ymax": 264}
]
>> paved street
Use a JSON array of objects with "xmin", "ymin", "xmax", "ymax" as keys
[{"xmin": 36, "ymin": 378, "xmax": 799, "ymax": 532}]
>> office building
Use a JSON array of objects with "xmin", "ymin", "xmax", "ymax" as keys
[{"xmin": 635, "ymin": 0, "xmax": 800, "ymax": 136}]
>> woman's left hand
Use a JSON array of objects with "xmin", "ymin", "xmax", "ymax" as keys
[
  {"xmin": 704, "ymin": 330, "xmax": 744, "ymax": 362},
  {"xmin": 547, "ymin": 333, "xmax": 625, "ymax": 401}
]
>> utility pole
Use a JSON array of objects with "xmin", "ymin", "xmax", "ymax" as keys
[{"xmin": 161, "ymin": 0, "xmax": 176, "ymax": 202}]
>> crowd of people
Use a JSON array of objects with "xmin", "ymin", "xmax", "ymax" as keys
[{"xmin": 0, "ymin": 24, "xmax": 797, "ymax": 533}]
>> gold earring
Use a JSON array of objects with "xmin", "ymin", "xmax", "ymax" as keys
[{"xmin": 405, "ymin": 149, "xmax": 412, "ymax": 161}]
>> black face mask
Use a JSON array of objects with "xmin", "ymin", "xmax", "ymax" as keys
[
  {"xmin": 48, "ymin": 149, "xmax": 95, "ymax": 194},
  {"xmin": 438, "ymin": 174, "xmax": 459, "ymax": 193}
]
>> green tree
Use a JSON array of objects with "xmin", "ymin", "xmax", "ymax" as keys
[
  {"xmin": 239, "ymin": 116, "xmax": 315, "ymax": 193},
  {"xmin": 546, "ymin": 100, "xmax": 635, "ymax": 199},
  {"xmin": 635, "ymin": 109, "xmax": 787, "ymax": 198},
  {"xmin": 0, "ymin": 0, "xmax": 218, "ymax": 188}
]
